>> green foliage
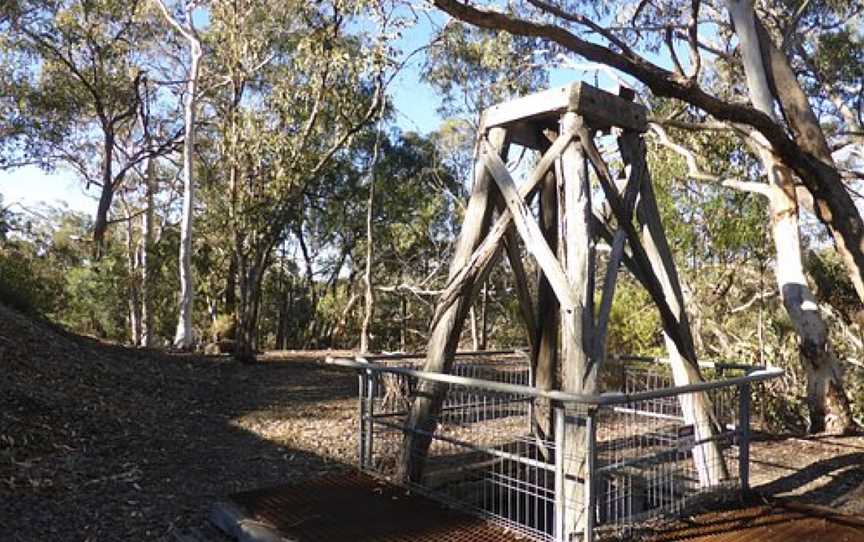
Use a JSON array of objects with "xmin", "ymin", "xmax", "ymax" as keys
[
  {"xmin": 807, "ymin": 249, "xmax": 860, "ymax": 323},
  {"xmin": 62, "ymin": 258, "xmax": 127, "ymax": 341},
  {"xmin": 0, "ymin": 0, "xmax": 151, "ymax": 171},
  {"xmin": 0, "ymin": 204, "xmax": 84, "ymax": 316},
  {"xmin": 210, "ymin": 313, "xmax": 236, "ymax": 342},
  {"xmin": 0, "ymin": 249, "xmax": 51, "ymax": 314},
  {"xmin": 604, "ymin": 280, "xmax": 664, "ymax": 357},
  {"xmin": 423, "ymin": 22, "xmax": 548, "ymax": 120}
]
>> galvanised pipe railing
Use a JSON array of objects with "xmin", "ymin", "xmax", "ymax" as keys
[{"xmin": 329, "ymin": 354, "xmax": 783, "ymax": 542}]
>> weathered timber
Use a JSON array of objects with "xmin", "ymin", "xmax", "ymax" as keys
[
  {"xmin": 480, "ymin": 139, "xmax": 579, "ymax": 311},
  {"xmin": 577, "ymin": 125, "xmax": 695, "ymax": 359},
  {"xmin": 620, "ymin": 131, "xmax": 729, "ymax": 485},
  {"xmin": 430, "ymin": 129, "xmax": 576, "ymax": 327},
  {"xmin": 398, "ymin": 126, "xmax": 509, "ymax": 482},
  {"xmin": 502, "ymin": 222, "xmax": 537, "ymax": 350},
  {"xmin": 532, "ymin": 167, "xmax": 560, "ymax": 441},
  {"xmin": 483, "ymin": 82, "xmax": 648, "ymax": 141},
  {"xmin": 209, "ymin": 501, "xmax": 287, "ymax": 542},
  {"xmin": 557, "ymin": 111, "xmax": 598, "ymax": 538},
  {"xmin": 593, "ymin": 133, "xmax": 645, "ymax": 365}
]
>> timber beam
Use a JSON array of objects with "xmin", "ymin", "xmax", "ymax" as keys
[{"xmin": 482, "ymin": 82, "xmax": 648, "ymax": 148}]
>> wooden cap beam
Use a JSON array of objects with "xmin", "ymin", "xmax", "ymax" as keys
[{"xmin": 482, "ymin": 82, "xmax": 647, "ymax": 148}]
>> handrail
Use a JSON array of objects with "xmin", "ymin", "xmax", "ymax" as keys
[
  {"xmin": 360, "ymin": 350, "xmax": 761, "ymax": 372},
  {"xmin": 325, "ymin": 356, "xmax": 783, "ymax": 407},
  {"xmin": 360, "ymin": 349, "xmax": 528, "ymax": 361}
]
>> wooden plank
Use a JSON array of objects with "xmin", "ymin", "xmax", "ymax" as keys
[
  {"xmin": 619, "ymin": 131, "xmax": 729, "ymax": 486},
  {"xmin": 532, "ymin": 167, "xmax": 559, "ymax": 442},
  {"xmin": 483, "ymin": 84, "xmax": 575, "ymax": 128},
  {"xmin": 576, "ymin": 124, "xmax": 693, "ymax": 357},
  {"xmin": 209, "ymin": 501, "xmax": 287, "ymax": 542},
  {"xmin": 557, "ymin": 111, "xmax": 596, "ymax": 540},
  {"xmin": 593, "ymin": 133, "xmax": 645, "ymax": 364},
  {"xmin": 502, "ymin": 223, "xmax": 537, "ymax": 351},
  {"xmin": 572, "ymin": 83, "xmax": 648, "ymax": 133},
  {"xmin": 483, "ymin": 82, "xmax": 647, "ymax": 134}
]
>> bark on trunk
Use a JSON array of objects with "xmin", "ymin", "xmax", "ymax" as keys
[
  {"xmin": 361, "ymin": 131, "xmax": 381, "ymax": 353},
  {"xmin": 93, "ymin": 131, "xmax": 116, "ymax": 256},
  {"xmin": 753, "ymin": 17, "xmax": 864, "ymax": 303},
  {"xmin": 235, "ymin": 252, "xmax": 266, "ymax": 363},
  {"xmin": 125, "ymin": 203, "xmax": 142, "ymax": 346},
  {"xmin": 729, "ymin": 0, "xmax": 858, "ymax": 434},
  {"xmin": 762, "ymin": 150, "xmax": 856, "ymax": 434},
  {"xmin": 225, "ymin": 254, "xmax": 237, "ymax": 317},
  {"xmin": 154, "ymin": 1, "xmax": 203, "ymax": 350},
  {"xmin": 172, "ymin": 40, "xmax": 202, "ymax": 349}
]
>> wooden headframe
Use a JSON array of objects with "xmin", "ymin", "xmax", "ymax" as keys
[{"xmin": 398, "ymin": 82, "xmax": 723, "ymax": 497}]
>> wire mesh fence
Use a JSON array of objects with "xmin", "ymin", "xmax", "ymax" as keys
[{"xmin": 332, "ymin": 352, "xmax": 781, "ymax": 542}]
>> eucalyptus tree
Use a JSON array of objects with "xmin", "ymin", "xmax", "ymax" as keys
[
  {"xmin": 355, "ymin": 129, "xmax": 461, "ymax": 350},
  {"xmin": 0, "ymin": 0, "xmax": 179, "ymax": 253},
  {"xmin": 423, "ymin": 22, "xmax": 550, "ymax": 126},
  {"xmin": 150, "ymin": 0, "xmax": 204, "ymax": 349},
  {"xmin": 201, "ymin": 0, "xmax": 389, "ymax": 362},
  {"xmin": 424, "ymin": 0, "xmax": 863, "ymax": 433}
]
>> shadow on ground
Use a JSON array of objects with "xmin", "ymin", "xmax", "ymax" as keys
[{"xmin": 0, "ymin": 304, "xmax": 358, "ymax": 541}]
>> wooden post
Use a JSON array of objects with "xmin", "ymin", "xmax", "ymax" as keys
[
  {"xmin": 619, "ymin": 132, "xmax": 729, "ymax": 485},
  {"xmin": 503, "ymin": 216, "xmax": 537, "ymax": 351},
  {"xmin": 532, "ymin": 167, "xmax": 560, "ymax": 440},
  {"xmin": 397, "ymin": 125, "xmax": 509, "ymax": 482},
  {"xmin": 593, "ymin": 159, "xmax": 642, "ymax": 365},
  {"xmin": 558, "ymin": 111, "xmax": 597, "ymax": 538}
]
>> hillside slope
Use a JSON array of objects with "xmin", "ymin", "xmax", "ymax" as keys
[{"xmin": 0, "ymin": 305, "xmax": 357, "ymax": 541}]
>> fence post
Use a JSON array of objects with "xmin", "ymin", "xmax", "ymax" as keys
[
  {"xmin": 738, "ymin": 382, "xmax": 751, "ymax": 493},
  {"xmin": 584, "ymin": 409, "xmax": 597, "ymax": 542},
  {"xmin": 554, "ymin": 405, "xmax": 566, "ymax": 542},
  {"xmin": 358, "ymin": 372, "xmax": 366, "ymax": 468},
  {"xmin": 527, "ymin": 363, "xmax": 535, "ymax": 434},
  {"xmin": 365, "ymin": 369, "xmax": 376, "ymax": 468}
]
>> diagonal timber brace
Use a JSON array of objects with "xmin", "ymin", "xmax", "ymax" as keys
[{"xmin": 430, "ymin": 129, "xmax": 577, "ymax": 326}]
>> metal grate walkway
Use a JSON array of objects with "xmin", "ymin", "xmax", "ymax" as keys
[
  {"xmin": 225, "ymin": 471, "xmax": 532, "ymax": 541},
  {"xmin": 644, "ymin": 500, "xmax": 864, "ymax": 542}
]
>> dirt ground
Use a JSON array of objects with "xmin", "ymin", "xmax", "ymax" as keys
[
  {"xmin": 749, "ymin": 433, "xmax": 864, "ymax": 515},
  {"xmin": 2, "ymin": 304, "xmax": 863, "ymax": 541},
  {"xmin": 0, "ymin": 305, "xmax": 359, "ymax": 541}
]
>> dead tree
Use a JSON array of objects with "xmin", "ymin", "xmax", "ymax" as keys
[{"xmin": 397, "ymin": 82, "xmax": 727, "ymax": 538}]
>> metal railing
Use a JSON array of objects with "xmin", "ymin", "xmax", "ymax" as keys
[{"xmin": 327, "ymin": 352, "xmax": 782, "ymax": 542}]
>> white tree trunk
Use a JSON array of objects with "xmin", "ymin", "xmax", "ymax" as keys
[
  {"xmin": 125, "ymin": 203, "xmax": 142, "ymax": 346},
  {"xmin": 171, "ymin": 30, "xmax": 202, "ymax": 349},
  {"xmin": 728, "ymin": 0, "xmax": 856, "ymax": 433},
  {"xmin": 360, "ymin": 177, "xmax": 375, "ymax": 353}
]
